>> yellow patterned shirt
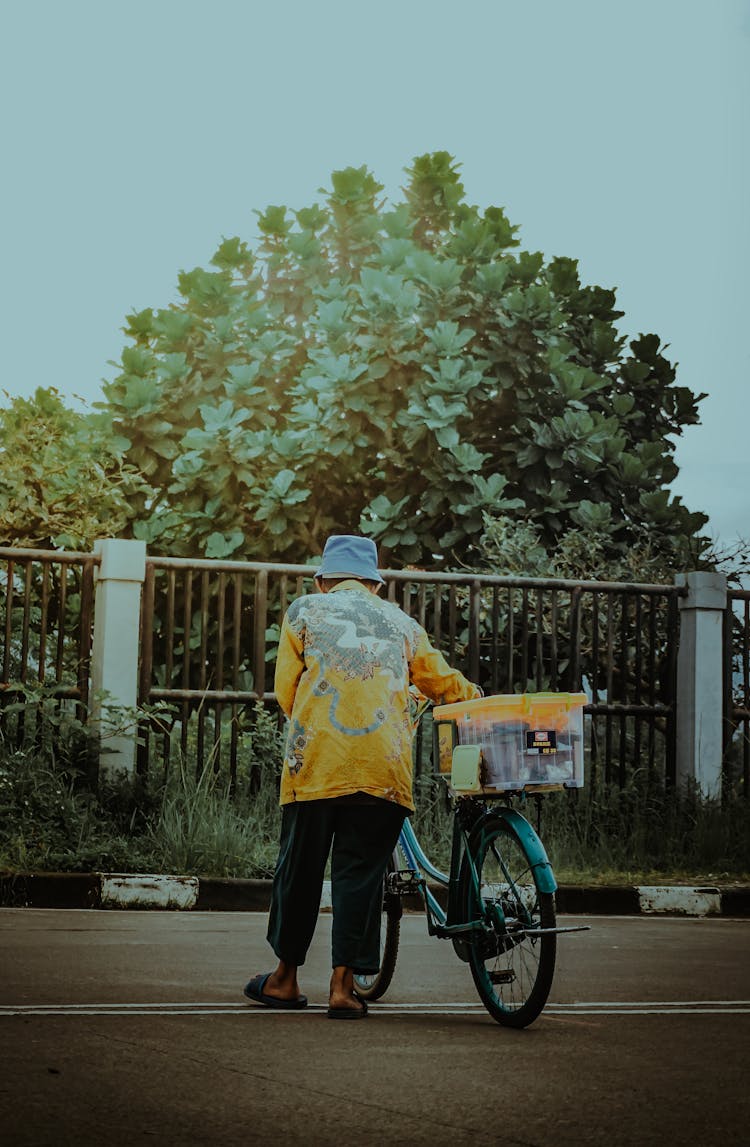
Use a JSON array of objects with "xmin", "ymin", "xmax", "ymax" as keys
[{"xmin": 274, "ymin": 580, "xmax": 480, "ymax": 810}]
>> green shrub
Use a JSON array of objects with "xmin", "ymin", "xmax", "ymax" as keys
[
  {"xmin": 0, "ymin": 695, "xmax": 284, "ymax": 877},
  {"xmin": 540, "ymin": 778, "xmax": 750, "ymax": 883}
]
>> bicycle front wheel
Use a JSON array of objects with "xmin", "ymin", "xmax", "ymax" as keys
[
  {"xmin": 352, "ymin": 856, "xmax": 401, "ymax": 1001},
  {"xmin": 461, "ymin": 814, "xmax": 556, "ymax": 1028}
]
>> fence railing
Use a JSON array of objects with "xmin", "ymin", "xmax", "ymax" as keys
[
  {"xmin": 136, "ymin": 557, "xmax": 316, "ymax": 778},
  {"xmin": 1, "ymin": 544, "xmax": 741, "ymax": 800},
  {"xmin": 136, "ymin": 555, "xmax": 683, "ymax": 790},
  {"xmin": 0, "ymin": 547, "xmax": 98, "ymax": 737}
]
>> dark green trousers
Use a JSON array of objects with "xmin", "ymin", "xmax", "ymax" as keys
[{"xmin": 266, "ymin": 797, "xmax": 406, "ymax": 973}]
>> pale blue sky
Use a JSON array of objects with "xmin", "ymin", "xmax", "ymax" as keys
[{"xmin": 1, "ymin": 0, "xmax": 748, "ymax": 549}]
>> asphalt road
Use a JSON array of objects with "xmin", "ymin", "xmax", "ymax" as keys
[{"xmin": 1, "ymin": 909, "xmax": 749, "ymax": 1146}]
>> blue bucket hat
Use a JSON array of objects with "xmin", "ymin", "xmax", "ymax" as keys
[{"xmin": 315, "ymin": 535, "xmax": 385, "ymax": 584}]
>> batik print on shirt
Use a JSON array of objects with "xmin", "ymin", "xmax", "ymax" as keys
[{"xmin": 274, "ymin": 581, "xmax": 480, "ymax": 811}]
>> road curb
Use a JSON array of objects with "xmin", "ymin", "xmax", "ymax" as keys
[{"xmin": 1, "ymin": 872, "xmax": 748, "ymax": 916}]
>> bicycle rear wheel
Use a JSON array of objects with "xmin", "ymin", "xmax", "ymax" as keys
[
  {"xmin": 461, "ymin": 814, "xmax": 556, "ymax": 1028},
  {"xmin": 352, "ymin": 855, "xmax": 401, "ymax": 1001}
]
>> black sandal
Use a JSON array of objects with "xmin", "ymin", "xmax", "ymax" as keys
[{"xmin": 326, "ymin": 992, "xmax": 368, "ymax": 1020}]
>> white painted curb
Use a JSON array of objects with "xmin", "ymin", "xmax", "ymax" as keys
[
  {"xmin": 100, "ymin": 874, "xmax": 199, "ymax": 910},
  {"xmin": 317, "ymin": 882, "xmax": 728, "ymax": 918},
  {"xmin": 72, "ymin": 876, "xmax": 742, "ymax": 915},
  {"xmin": 637, "ymin": 886, "xmax": 721, "ymax": 916}
]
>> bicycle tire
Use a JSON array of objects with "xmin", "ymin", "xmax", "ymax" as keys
[
  {"xmin": 460, "ymin": 813, "xmax": 556, "ymax": 1028},
  {"xmin": 352, "ymin": 857, "xmax": 401, "ymax": 1001}
]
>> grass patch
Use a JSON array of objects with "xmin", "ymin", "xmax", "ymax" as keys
[
  {"xmin": 540, "ymin": 778, "xmax": 750, "ymax": 884},
  {"xmin": 0, "ymin": 700, "xmax": 284, "ymax": 878}
]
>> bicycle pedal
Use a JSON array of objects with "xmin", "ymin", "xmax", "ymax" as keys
[
  {"xmin": 489, "ymin": 969, "xmax": 516, "ymax": 985},
  {"xmin": 387, "ymin": 869, "xmax": 424, "ymax": 895}
]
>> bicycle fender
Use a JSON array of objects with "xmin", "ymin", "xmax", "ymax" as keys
[{"xmin": 499, "ymin": 808, "xmax": 558, "ymax": 895}]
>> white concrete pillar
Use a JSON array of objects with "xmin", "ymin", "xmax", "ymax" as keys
[
  {"xmin": 90, "ymin": 539, "xmax": 147, "ymax": 782},
  {"xmin": 675, "ymin": 571, "xmax": 727, "ymax": 800}
]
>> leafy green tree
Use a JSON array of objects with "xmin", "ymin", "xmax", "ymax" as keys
[
  {"xmin": 0, "ymin": 388, "xmax": 141, "ymax": 549},
  {"xmin": 102, "ymin": 152, "xmax": 708, "ymax": 568}
]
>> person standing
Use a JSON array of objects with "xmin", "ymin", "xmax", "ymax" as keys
[{"xmin": 244, "ymin": 535, "xmax": 480, "ymax": 1018}]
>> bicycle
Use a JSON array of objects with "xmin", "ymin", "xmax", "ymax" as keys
[{"xmin": 353, "ymin": 692, "xmax": 590, "ymax": 1028}]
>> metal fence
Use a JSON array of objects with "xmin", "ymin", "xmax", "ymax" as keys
[
  {"xmin": 0, "ymin": 547, "xmax": 98, "ymax": 740},
  {"xmin": 136, "ymin": 557, "xmax": 315, "ymax": 780},
  {"xmin": 724, "ymin": 589, "xmax": 750, "ymax": 792},
  {"xmin": 136, "ymin": 555, "xmax": 683, "ymax": 790}
]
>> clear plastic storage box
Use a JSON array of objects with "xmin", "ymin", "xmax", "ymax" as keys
[{"xmin": 432, "ymin": 692, "xmax": 586, "ymax": 792}]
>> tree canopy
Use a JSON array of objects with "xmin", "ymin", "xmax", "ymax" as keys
[
  {"xmin": 0, "ymin": 388, "xmax": 141, "ymax": 550},
  {"xmin": 7, "ymin": 153, "xmax": 710, "ymax": 570}
]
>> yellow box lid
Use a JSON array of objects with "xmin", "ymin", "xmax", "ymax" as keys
[{"xmin": 433, "ymin": 691, "xmax": 588, "ymax": 722}]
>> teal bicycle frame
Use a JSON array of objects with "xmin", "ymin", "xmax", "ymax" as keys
[{"xmin": 395, "ymin": 802, "xmax": 558, "ymax": 942}]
